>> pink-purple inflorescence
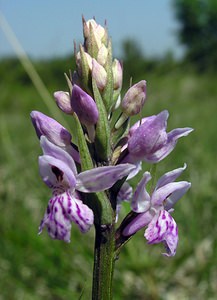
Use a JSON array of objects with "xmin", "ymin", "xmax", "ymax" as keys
[{"xmin": 31, "ymin": 17, "xmax": 193, "ymax": 257}]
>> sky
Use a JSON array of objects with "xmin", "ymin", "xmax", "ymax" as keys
[{"xmin": 0, "ymin": 0, "xmax": 183, "ymax": 59}]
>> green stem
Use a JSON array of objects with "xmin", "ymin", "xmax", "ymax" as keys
[{"xmin": 92, "ymin": 223, "xmax": 115, "ymax": 300}]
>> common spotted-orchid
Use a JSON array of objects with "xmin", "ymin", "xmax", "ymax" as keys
[{"xmin": 31, "ymin": 17, "xmax": 193, "ymax": 298}]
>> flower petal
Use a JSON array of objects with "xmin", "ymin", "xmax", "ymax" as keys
[
  {"xmin": 122, "ymin": 210, "xmax": 153, "ymax": 236},
  {"xmin": 131, "ymin": 172, "xmax": 151, "ymax": 213},
  {"xmin": 67, "ymin": 193, "xmax": 94, "ymax": 233},
  {"xmin": 116, "ymin": 182, "xmax": 133, "ymax": 222},
  {"xmin": 39, "ymin": 192, "xmax": 72, "ymax": 242},
  {"xmin": 129, "ymin": 115, "xmax": 156, "ymax": 137},
  {"xmin": 151, "ymin": 181, "xmax": 191, "ymax": 207},
  {"xmin": 167, "ymin": 127, "xmax": 194, "ymax": 143},
  {"xmin": 40, "ymin": 136, "xmax": 77, "ymax": 176},
  {"xmin": 156, "ymin": 164, "xmax": 187, "ymax": 189},
  {"xmin": 144, "ymin": 210, "xmax": 178, "ymax": 257},
  {"xmin": 76, "ymin": 164, "xmax": 136, "ymax": 193},
  {"xmin": 127, "ymin": 161, "xmax": 142, "ymax": 180},
  {"xmin": 128, "ymin": 110, "xmax": 169, "ymax": 160},
  {"xmin": 71, "ymin": 84, "xmax": 99, "ymax": 126},
  {"xmin": 39, "ymin": 155, "xmax": 77, "ymax": 189},
  {"xmin": 143, "ymin": 142, "xmax": 175, "ymax": 163},
  {"xmin": 144, "ymin": 128, "xmax": 193, "ymax": 163},
  {"xmin": 164, "ymin": 182, "xmax": 191, "ymax": 211},
  {"xmin": 38, "ymin": 191, "xmax": 94, "ymax": 242},
  {"xmin": 31, "ymin": 111, "xmax": 72, "ymax": 147},
  {"xmin": 117, "ymin": 182, "xmax": 133, "ymax": 202}
]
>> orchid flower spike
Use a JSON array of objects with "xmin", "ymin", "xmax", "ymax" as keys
[
  {"xmin": 123, "ymin": 164, "xmax": 191, "ymax": 256},
  {"xmin": 38, "ymin": 136, "xmax": 135, "ymax": 242}
]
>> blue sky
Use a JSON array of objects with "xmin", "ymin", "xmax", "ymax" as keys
[{"xmin": 0, "ymin": 0, "xmax": 183, "ymax": 59}]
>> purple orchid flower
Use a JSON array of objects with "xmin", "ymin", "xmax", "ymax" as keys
[
  {"xmin": 38, "ymin": 136, "xmax": 135, "ymax": 242},
  {"xmin": 30, "ymin": 111, "xmax": 80, "ymax": 163},
  {"xmin": 122, "ymin": 164, "xmax": 191, "ymax": 256},
  {"xmin": 123, "ymin": 110, "xmax": 193, "ymax": 164}
]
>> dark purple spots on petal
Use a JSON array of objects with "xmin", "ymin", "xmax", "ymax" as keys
[
  {"xmin": 163, "ymin": 241, "xmax": 170, "ymax": 253},
  {"xmin": 156, "ymin": 219, "xmax": 161, "ymax": 234},
  {"xmin": 162, "ymin": 211, "xmax": 166, "ymax": 219},
  {"xmin": 170, "ymin": 224, "xmax": 174, "ymax": 231},
  {"xmin": 165, "ymin": 220, "xmax": 169, "ymax": 230},
  {"xmin": 51, "ymin": 166, "xmax": 64, "ymax": 182}
]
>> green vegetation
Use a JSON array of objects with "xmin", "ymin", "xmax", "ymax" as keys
[
  {"xmin": 173, "ymin": 0, "xmax": 217, "ymax": 70},
  {"xmin": 0, "ymin": 55, "xmax": 216, "ymax": 299}
]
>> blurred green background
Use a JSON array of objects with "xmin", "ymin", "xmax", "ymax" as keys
[{"xmin": 1, "ymin": 1, "xmax": 217, "ymax": 299}]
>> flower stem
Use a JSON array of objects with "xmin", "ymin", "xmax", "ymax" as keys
[{"xmin": 92, "ymin": 223, "xmax": 115, "ymax": 300}]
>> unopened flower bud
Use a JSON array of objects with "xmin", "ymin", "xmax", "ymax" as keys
[
  {"xmin": 54, "ymin": 91, "xmax": 73, "ymax": 114},
  {"xmin": 112, "ymin": 59, "xmax": 123, "ymax": 90},
  {"xmin": 71, "ymin": 84, "xmax": 99, "ymax": 126},
  {"xmin": 92, "ymin": 59, "xmax": 107, "ymax": 90},
  {"xmin": 75, "ymin": 46, "xmax": 93, "ymax": 91},
  {"xmin": 122, "ymin": 80, "xmax": 147, "ymax": 116},
  {"xmin": 83, "ymin": 18, "xmax": 107, "ymax": 45},
  {"xmin": 76, "ymin": 48, "xmax": 92, "ymax": 76},
  {"xmin": 97, "ymin": 44, "xmax": 108, "ymax": 66},
  {"xmin": 76, "ymin": 46, "xmax": 92, "ymax": 69}
]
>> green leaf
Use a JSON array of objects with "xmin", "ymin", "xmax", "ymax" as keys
[
  {"xmin": 86, "ymin": 24, "xmax": 99, "ymax": 59},
  {"xmin": 79, "ymin": 45, "xmax": 91, "ymax": 92},
  {"xmin": 93, "ymin": 78, "xmax": 111, "ymax": 162},
  {"xmin": 73, "ymin": 113, "xmax": 93, "ymax": 171},
  {"xmin": 102, "ymin": 40, "xmax": 114, "ymax": 113}
]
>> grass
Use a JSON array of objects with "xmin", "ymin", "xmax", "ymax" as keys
[{"xmin": 0, "ymin": 57, "xmax": 217, "ymax": 299}]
